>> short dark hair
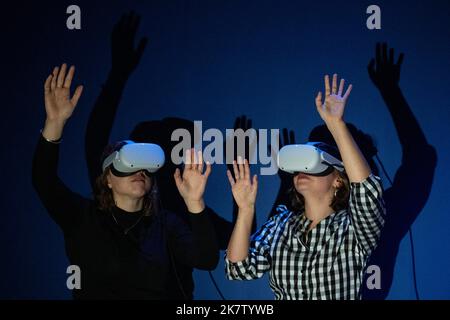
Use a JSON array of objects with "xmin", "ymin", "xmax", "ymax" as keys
[{"xmin": 94, "ymin": 141, "xmax": 160, "ymax": 216}]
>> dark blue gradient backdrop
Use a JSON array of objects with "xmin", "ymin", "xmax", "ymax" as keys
[{"xmin": 1, "ymin": 0, "xmax": 449, "ymax": 299}]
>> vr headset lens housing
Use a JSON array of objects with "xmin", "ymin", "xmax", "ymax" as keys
[
  {"xmin": 102, "ymin": 142, "xmax": 165, "ymax": 177},
  {"xmin": 277, "ymin": 142, "xmax": 344, "ymax": 176},
  {"xmin": 109, "ymin": 165, "xmax": 152, "ymax": 177}
]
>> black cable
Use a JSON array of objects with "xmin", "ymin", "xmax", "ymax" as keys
[
  {"xmin": 155, "ymin": 179, "xmax": 188, "ymax": 300},
  {"xmin": 167, "ymin": 238, "xmax": 189, "ymax": 300},
  {"xmin": 163, "ymin": 206, "xmax": 188, "ymax": 300},
  {"xmin": 375, "ymin": 154, "xmax": 420, "ymax": 300},
  {"xmin": 208, "ymin": 271, "xmax": 226, "ymax": 300}
]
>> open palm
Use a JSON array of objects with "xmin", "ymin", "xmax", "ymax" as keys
[
  {"xmin": 44, "ymin": 63, "xmax": 83, "ymax": 122},
  {"xmin": 174, "ymin": 149, "xmax": 211, "ymax": 202},
  {"xmin": 315, "ymin": 74, "xmax": 352, "ymax": 123},
  {"xmin": 227, "ymin": 157, "xmax": 258, "ymax": 210}
]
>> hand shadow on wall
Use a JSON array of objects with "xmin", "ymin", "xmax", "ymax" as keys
[
  {"xmin": 84, "ymin": 12, "xmax": 234, "ymax": 300},
  {"xmin": 361, "ymin": 43, "xmax": 437, "ymax": 299}
]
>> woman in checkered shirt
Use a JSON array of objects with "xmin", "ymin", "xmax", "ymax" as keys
[{"xmin": 225, "ymin": 74, "xmax": 385, "ymax": 300}]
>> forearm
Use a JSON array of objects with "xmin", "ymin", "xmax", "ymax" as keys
[
  {"xmin": 226, "ymin": 207, "xmax": 254, "ymax": 262},
  {"xmin": 326, "ymin": 120, "xmax": 371, "ymax": 183},
  {"xmin": 187, "ymin": 207, "xmax": 219, "ymax": 269},
  {"xmin": 85, "ymin": 71, "xmax": 128, "ymax": 184},
  {"xmin": 184, "ymin": 199, "xmax": 206, "ymax": 214},
  {"xmin": 379, "ymin": 85, "xmax": 428, "ymax": 147},
  {"xmin": 32, "ymin": 135, "xmax": 59, "ymax": 196},
  {"xmin": 32, "ymin": 133, "xmax": 87, "ymax": 230},
  {"xmin": 86, "ymin": 70, "xmax": 127, "ymax": 136}
]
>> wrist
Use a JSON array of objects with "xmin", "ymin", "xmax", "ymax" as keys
[
  {"xmin": 379, "ymin": 83, "xmax": 401, "ymax": 96},
  {"xmin": 42, "ymin": 118, "xmax": 66, "ymax": 142},
  {"xmin": 236, "ymin": 208, "xmax": 255, "ymax": 226},
  {"xmin": 45, "ymin": 117, "xmax": 66, "ymax": 127},
  {"xmin": 185, "ymin": 199, "xmax": 205, "ymax": 214},
  {"xmin": 238, "ymin": 205, "xmax": 255, "ymax": 215},
  {"xmin": 325, "ymin": 119, "xmax": 346, "ymax": 132}
]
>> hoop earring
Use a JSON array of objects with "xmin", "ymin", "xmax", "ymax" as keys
[{"xmin": 334, "ymin": 188, "xmax": 338, "ymax": 198}]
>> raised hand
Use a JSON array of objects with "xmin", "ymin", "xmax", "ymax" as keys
[
  {"xmin": 315, "ymin": 74, "xmax": 352, "ymax": 124},
  {"xmin": 111, "ymin": 12, "xmax": 148, "ymax": 76},
  {"xmin": 227, "ymin": 157, "xmax": 258, "ymax": 212},
  {"xmin": 44, "ymin": 63, "xmax": 83, "ymax": 122},
  {"xmin": 174, "ymin": 148, "xmax": 212, "ymax": 213},
  {"xmin": 368, "ymin": 42, "xmax": 404, "ymax": 91}
]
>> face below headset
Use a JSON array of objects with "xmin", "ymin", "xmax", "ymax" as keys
[
  {"xmin": 102, "ymin": 140, "xmax": 164, "ymax": 201},
  {"xmin": 292, "ymin": 169, "xmax": 342, "ymax": 198},
  {"xmin": 106, "ymin": 168, "xmax": 153, "ymax": 201}
]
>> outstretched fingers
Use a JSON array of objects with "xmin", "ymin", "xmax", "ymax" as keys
[
  {"xmin": 324, "ymin": 75, "xmax": 330, "ymax": 96},
  {"xmin": 204, "ymin": 161, "xmax": 211, "ymax": 178},
  {"xmin": 338, "ymin": 79, "xmax": 345, "ymax": 96},
  {"xmin": 70, "ymin": 85, "xmax": 83, "ymax": 107},
  {"xmin": 232, "ymin": 160, "xmax": 239, "ymax": 181},
  {"xmin": 184, "ymin": 149, "xmax": 192, "ymax": 170},
  {"xmin": 237, "ymin": 156, "xmax": 245, "ymax": 180},
  {"xmin": 44, "ymin": 74, "xmax": 52, "ymax": 94},
  {"xmin": 51, "ymin": 67, "xmax": 58, "ymax": 90},
  {"xmin": 382, "ymin": 43, "xmax": 388, "ymax": 65},
  {"xmin": 396, "ymin": 53, "xmax": 404, "ymax": 68},
  {"xmin": 252, "ymin": 174, "xmax": 258, "ymax": 191},
  {"xmin": 315, "ymin": 91, "xmax": 323, "ymax": 109},
  {"xmin": 331, "ymin": 74, "xmax": 338, "ymax": 95},
  {"xmin": 244, "ymin": 159, "xmax": 250, "ymax": 181},
  {"xmin": 56, "ymin": 63, "xmax": 67, "ymax": 88},
  {"xmin": 226, "ymin": 170, "xmax": 235, "ymax": 187},
  {"xmin": 343, "ymin": 84, "xmax": 353, "ymax": 101},
  {"xmin": 174, "ymin": 168, "xmax": 182, "ymax": 188},
  {"xmin": 64, "ymin": 65, "xmax": 75, "ymax": 89}
]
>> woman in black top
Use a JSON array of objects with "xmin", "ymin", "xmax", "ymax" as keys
[{"xmin": 32, "ymin": 63, "xmax": 219, "ymax": 299}]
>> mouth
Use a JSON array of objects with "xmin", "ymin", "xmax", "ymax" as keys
[
  {"xmin": 131, "ymin": 178, "xmax": 145, "ymax": 183},
  {"xmin": 296, "ymin": 173, "xmax": 311, "ymax": 180}
]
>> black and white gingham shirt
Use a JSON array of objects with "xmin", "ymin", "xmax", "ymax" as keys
[{"xmin": 225, "ymin": 174, "xmax": 385, "ymax": 300}]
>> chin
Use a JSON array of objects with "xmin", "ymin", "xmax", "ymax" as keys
[
  {"xmin": 294, "ymin": 185, "xmax": 307, "ymax": 195},
  {"xmin": 294, "ymin": 180, "xmax": 308, "ymax": 189},
  {"xmin": 129, "ymin": 188, "xmax": 148, "ymax": 198}
]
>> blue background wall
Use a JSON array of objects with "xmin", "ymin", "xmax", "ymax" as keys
[{"xmin": 1, "ymin": 0, "xmax": 449, "ymax": 299}]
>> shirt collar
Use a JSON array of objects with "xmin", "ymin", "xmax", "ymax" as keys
[{"xmin": 293, "ymin": 209, "xmax": 345, "ymax": 235}]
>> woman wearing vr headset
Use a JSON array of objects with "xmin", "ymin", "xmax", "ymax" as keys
[
  {"xmin": 225, "ymin": 74, "xmax": 385, "ymax": 299},
  {"xmin": 32, "ymin": 64, "xmax": 218, "ymax": 299}
]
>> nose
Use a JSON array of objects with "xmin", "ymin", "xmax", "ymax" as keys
[
  {"xmin": 295, "ymin": 172, "xmax": 310, "ymax": 179},
  {"xmin": 133, "ymin": 170, "xmax": 146, "ymax": 177},
  {"xmin": 139, "ymin": 170, "xmax": 147, "ymax": 177}
]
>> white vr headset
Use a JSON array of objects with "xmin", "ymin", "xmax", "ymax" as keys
[
  {"xmin": 277, "ymin": 142, "xmax": 344, "ymax": 176},
  {"xmin": 102, "ymin": 140, "xmax": 165, "ymax": 176}
]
